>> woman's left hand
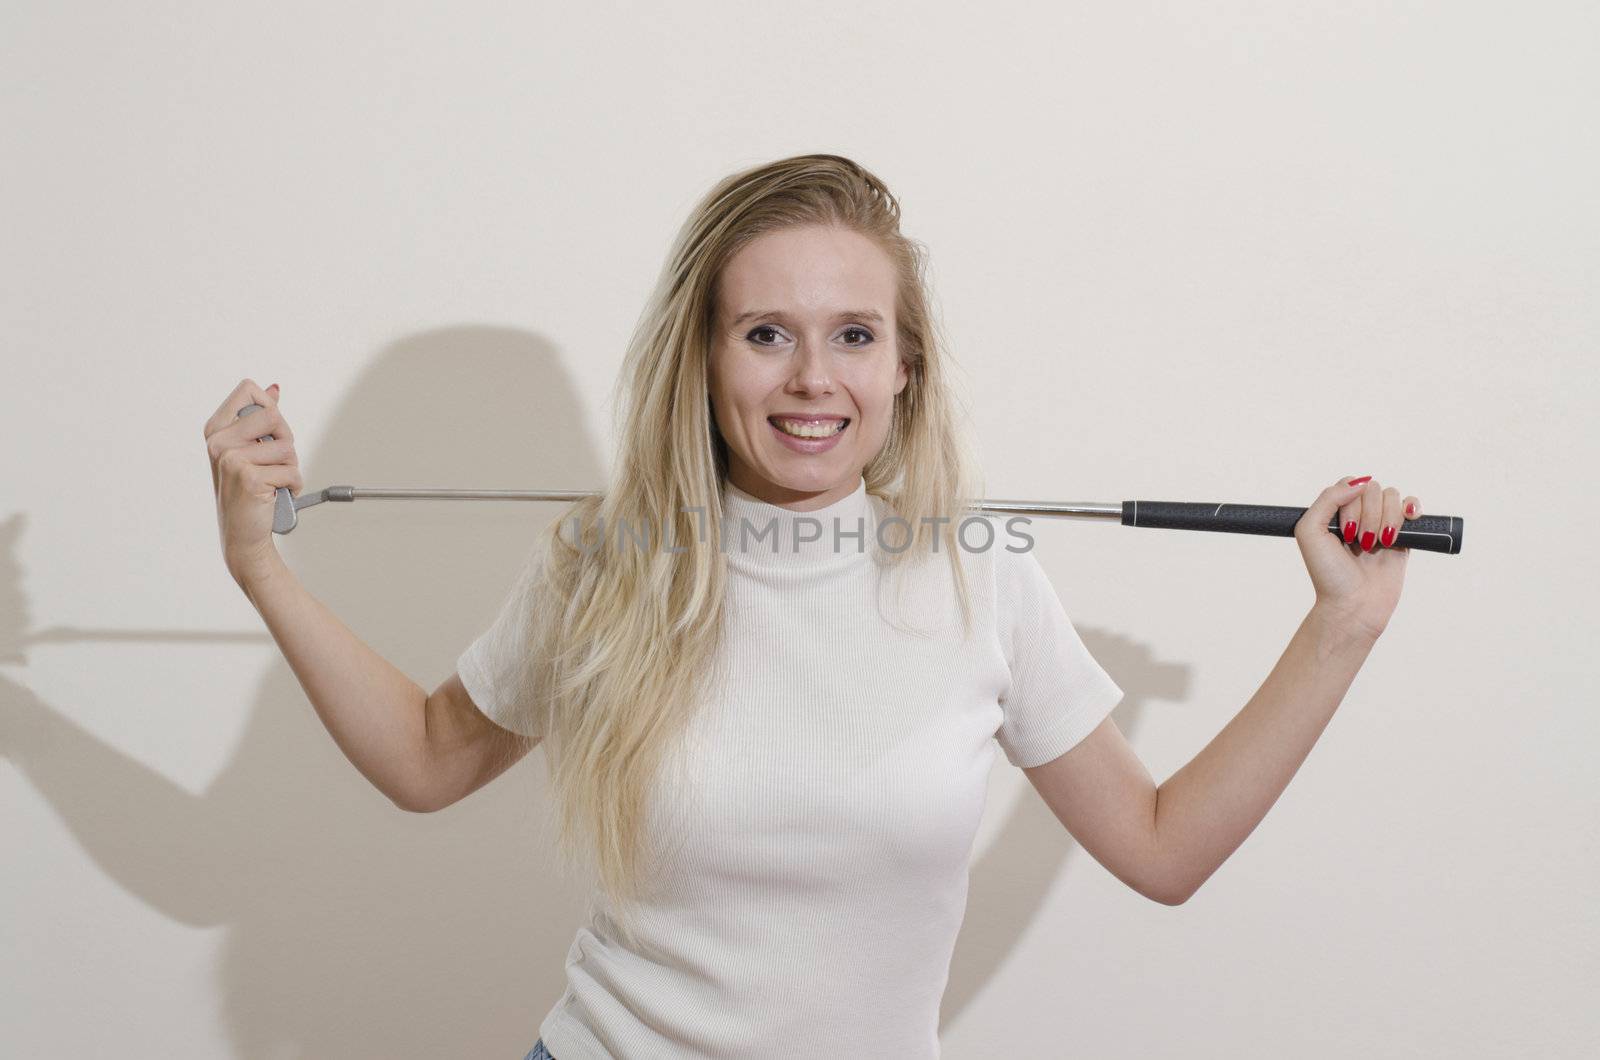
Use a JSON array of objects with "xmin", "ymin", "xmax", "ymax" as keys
[{"xmin": 1294, "ymin": 474, "xmax": 1421, "ymax": 641}]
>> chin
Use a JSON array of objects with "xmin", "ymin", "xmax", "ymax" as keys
[
  {"xmin": 765, "ymin": 469, "xmax": 834, "ymax": 491},
  {"xmin": 752, "ymin": 459, "xmax": 847, "ymax": 489}
]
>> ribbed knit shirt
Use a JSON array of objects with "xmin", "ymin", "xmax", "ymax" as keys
[{"xmin": 457, "ymin": 475, "xmax": 1124, "ymax": 1059}]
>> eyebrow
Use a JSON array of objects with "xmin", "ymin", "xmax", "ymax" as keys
[{"xmin": 729, "ymin": 308, "xmax": 885, "ymax": 326}]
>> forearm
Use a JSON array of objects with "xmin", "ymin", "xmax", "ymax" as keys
[
  {"xmin": 235, "ymin": 551, "xmax": 433, "ymax": 811},
  {"xmin": 1151, "ymin": 604, "xmax": 1377, "ymax": 902}
]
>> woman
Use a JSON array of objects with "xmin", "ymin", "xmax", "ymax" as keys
[{"xmin": 206, "ymin": 154, "xmax": 1418, "ymax": 1059}]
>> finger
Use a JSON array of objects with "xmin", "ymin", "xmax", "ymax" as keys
[
  {"xmin": 259, "ymin": 460, "xmax": 304, "ymax": 498},
  {"xmin": 203, "ymin": 379, "xmax": 276, "ymax": 441},
  {"xmin": 1337, "ymin": 474, "xmax": 1370, "ymax": 551},
  {"xmin": 234, "ymin": 458, "xmax": 303, "ymax": 501},
  {"xmin": 1304, "ymin": 475, "xmax": 1371, "ymax": 546},
  {"xmin": 221, "ymin": 436, "xmax": 294, "ymax": 470},
  {"xmin": 1402, "ymin": 495, "xmax": 1422, "ymax": 521},
  {"xmin": 1339, "ymin": 487, "xmax": 1362, "ymax": 548},
  {"xmin": 205, "ymin": 378, "xmax": 255, "ymax": 434},
  {"xmin": 226, "ymin": 402, "xmax": 295, "ymax": 450},
  {"xmin": 1379, "ymin": 486, "xmax": 1403, "ymax": 548},
  {"xmin": 204, "ymin": 378, "xmax": 258, "ymax": 439},
  {"xmin": 1357, "ymin": 478, "xmax": 1382, "ymax": 553}
]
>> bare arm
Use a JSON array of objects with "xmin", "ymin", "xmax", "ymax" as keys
[
  {"xmin": 418, "ymin": 669, "xmax": 536, "ymax": 812},
  {"xmin": 238, "ymin": 552, "xmax": 536, "ymax": 812},
  {"xmin": 1022, "ymin": 717, "xmax": 1164, "ymax": 900},
  {"xmin": 236, "ymin": 552, "xmax": 438, "ymax": 812},
  {"xmin": 1025, "ymin": 604, "xmax": 1377, "ymax": 905},
  {"xmin": 210, "ymin": 379, "xmax": 531, "ymax": 812},
  {"xmin": 1150, "ymin": 603, "xmax": 1376, "ymax": 901}
]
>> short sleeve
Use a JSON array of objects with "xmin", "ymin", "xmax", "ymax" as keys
[
  {"xmin": 993, "ymin": 544, "xmax": 1123, "ymax": 768},
  {"xmin": 456, "ymin": 540, "xmax": 554, "ymax": 742}
]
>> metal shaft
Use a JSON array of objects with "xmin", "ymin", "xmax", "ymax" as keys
[
  {"xmin": 295, "ymin": 486, "xmax": 1119, "ymax": 520},
  {"xmin": 269, "ymin": 484, "xmax": 1463, "ymax": 554}
]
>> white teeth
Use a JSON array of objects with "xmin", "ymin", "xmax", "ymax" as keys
[{"xmin": 773, "ymin": 418, "xmax": 846, "ymax": 439}]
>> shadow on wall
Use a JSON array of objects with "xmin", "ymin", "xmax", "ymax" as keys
[
  {"xmin": 943, "ymin": 635, "xmax": 1184, "ymax": 1035},
  {"xmin": 0, "ymin": 323, "xmax": 1190, "ymax": 1057}
]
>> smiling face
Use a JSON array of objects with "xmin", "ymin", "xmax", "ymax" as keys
[{"xmin": 707, "ymin": 224, "xmax": 910, "ymax": 511}]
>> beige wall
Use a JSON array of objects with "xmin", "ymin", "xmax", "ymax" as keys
[{"xmin": 4, "ymin": 2, "xmax": 1594, "ymax": 1056}]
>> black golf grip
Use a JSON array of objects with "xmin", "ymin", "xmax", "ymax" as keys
[
  {"xmin": 235, "ymin": 403, "xmax": 298, "ymax": 534},
  {"xmin": 1121, "ymin": 501, "xmax": 1463, "ymax": 555}
]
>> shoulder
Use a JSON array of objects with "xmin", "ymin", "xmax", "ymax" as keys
[
  {"xmin": 976, "ymin": 519, "xmax": 1061, "ymax": 637},
  {"xmin": 957, "ymin": 512, "xmax": 1039, "ymax": 586}
]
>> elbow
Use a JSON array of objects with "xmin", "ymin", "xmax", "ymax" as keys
[
  {"xmin": 1146, "ymin": 883, "xmax": 1194, "ymax": 906},
  {"xmin": 1142, "ymin": 870, "xmax": 1200, "ymax": 906},
  {"xmin": 1140, "ymin": 839, "xmax": 1205, "ymax": 905},
  {"xmin": 389, "ymin": 785, "xmax": 443, "ymax": 815},
  {"xmin": 390, "ymin": 726, "xmax": 447, "ymax": 813}
]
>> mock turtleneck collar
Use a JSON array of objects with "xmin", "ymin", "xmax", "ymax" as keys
[{"xmin": 719, "ymin": 476, "xmax": 879, "ymax": 568}]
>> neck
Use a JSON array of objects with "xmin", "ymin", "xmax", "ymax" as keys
[
  {"xmin": 724, "ymin": 469, "xmax": 865, "ymax": 513},
  {"xmin": 720, "ymin": 474, "xmax": 877, "ymax": 568}
]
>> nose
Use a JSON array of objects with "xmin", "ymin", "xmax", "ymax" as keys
[{"xmin": 784, "ymin": 338, "xmax": 835, "ymax": 396}]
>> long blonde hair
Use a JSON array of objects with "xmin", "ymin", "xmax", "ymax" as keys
[{"xmin": 491, "ymin": 153, "xmax": 984, "ymax": 939}]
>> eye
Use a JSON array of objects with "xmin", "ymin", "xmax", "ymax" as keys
[{"xmin": 744, "ymin": 324, "xmax": 876, "ymax": 347}]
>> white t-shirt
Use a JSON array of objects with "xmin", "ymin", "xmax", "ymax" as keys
[{"xmin": 458, "ymin": 475, "xmax": 1123, "ymax": 1059}]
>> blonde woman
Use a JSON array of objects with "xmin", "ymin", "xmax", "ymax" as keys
[{"xmin": 206, "ymin": 154, "xmax": 1418, "ymax": 1059}]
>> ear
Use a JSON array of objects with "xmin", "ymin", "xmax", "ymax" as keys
[{"xmin": 893, "ymin": 356, "xmax": 910, "ymax": 395}]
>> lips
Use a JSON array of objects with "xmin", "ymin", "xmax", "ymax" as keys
[
  {"xmin": 769, "ymin": 415, "xmax": 849, "ymax": 439},
  {"xmin": 767, "ymin": 414, "xmax": 850, "ymax": 452}
]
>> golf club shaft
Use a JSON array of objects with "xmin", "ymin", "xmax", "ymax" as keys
[
  {"xmin": 276, "ymin": 485, "xmax": 1464, "ymax": 554},
  {"xmin": 236, "ymin": 405, "xmax": 1462, "ymax": 554}
]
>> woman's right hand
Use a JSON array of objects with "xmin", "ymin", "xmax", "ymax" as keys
[{"xmin": 204, "ymin": 378, "xmax": 304, "ymax": 585}]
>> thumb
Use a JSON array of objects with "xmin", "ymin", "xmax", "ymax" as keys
[
  {"xmin": 1300, "ymin": 474, "xmax": 1371, "ymax": 534},
  {"xmin": 267, "ymin": 383, "xmax": 280, "ymax": 404}
]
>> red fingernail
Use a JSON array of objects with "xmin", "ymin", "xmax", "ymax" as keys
[
  {"xmin": 1349, "ymin": 475, "xmax": 1371, "ymax": 486},
  {"xmin": 1381, "ymin": 526, "xmax": 1395, "ymax": 547},
  {"xmin": 1405, "ymin": 502, "xmax": 1415, "ymax": 516},
  {"xmin": 268, "ymin": 383, "xmax": 279, "ymax": 392},
  {"xmin": 1361, "ymin": 530, "xmax": 1375, "ymax": 552},
  {"xmin": 1344, "ymin": 521, "xmax": 1357, "ymax": 544}
]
